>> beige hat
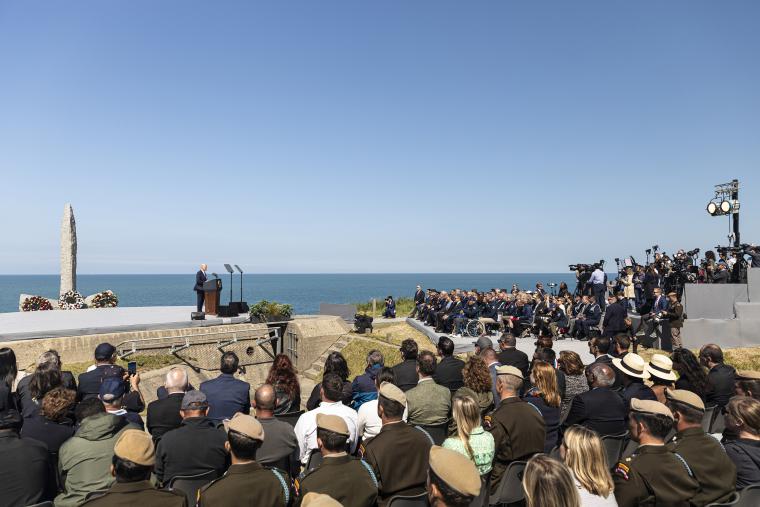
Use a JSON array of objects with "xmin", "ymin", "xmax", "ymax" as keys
[
  {"xmin": 495, "ymin": 365, "xmax": 523, "ymax": 379},
  {"xmin": 379, "ymin": 382, "xmax": 407, "ymax": 406},
  {"xmin": 665, "ymin": 389, "xmax": 705, "ymax": 411},
  {"xmin": 429, "ymin": 446, "xmax": 481, "ymax": 497},
  {"xmin": 613, "ymin": 353, "xmax": 651, "ymax": 380},
  {"xmin": 113, "ymin": 429, "xmax": 155, "ymax": 466},
  {"xmin": 646, "ymin": 354, "xmax": 677, "ymax": 382},
  {"xmin": 301, "ymin": 493, "xmax": 342, "ymax": 507},
  {"xmin": 316, "ymin": 413, "xmax": 349, "ymax": 436},
  {"xmin": 736, "ymin": 370, "xmax": 760, "ymax": 381},
  {"xmin": 223, "ymin": 413, "xmax": 265, "ymax": 441},
  {"xmin": 630, "ymin": 398, "xmax": 673, "ymax": 420}
]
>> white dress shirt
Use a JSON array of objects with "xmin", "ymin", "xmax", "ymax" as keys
[
  {"xmin": 294, "ymin": 401, "xmax": 358, "ymax": 463},
  {"xmin": 588, "ymin": 269, "xmax": 605, "ymax": 285},
  {"xmin": 357, "ymin": 399, "xmax": 408, "ymax": 441}
]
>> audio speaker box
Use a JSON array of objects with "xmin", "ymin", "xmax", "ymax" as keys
[
  {"xmin": 216, "ymin": 306, "xmax": 238, "ymax": 318},
  {"xmin": 191, "ymin": 312, "xmax": 205, "ymax": 320}
]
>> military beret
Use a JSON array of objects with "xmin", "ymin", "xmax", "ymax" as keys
[
  {"xmin": 429, "ymin": 446, "xmax": 481, "ymax": 497},
  {"xmin": 665, "ymin": 389, "xmax": 705, "ymax": 411},
  {"xmin": 379, "ymin": 382, "xmax": 406, "ymax": 406},
  {"xmin": 736, "ymin": 370, "xmax": 760, "ymax": 381},
  {"xmin": 630, "ymin": 398, "xmax": 673, "ymax": 420},
  {"xmin": 316, "ymin": 413, "xmax": 349, "ymax": 436},
  {"xmin": 495, "ymin": 365, "xmax": 523, "ymax": 379},
  {"xmin": 224, "ymin": 413, "xmax": 265, "ymax": 441},
  {"xmin": 114, "ymin": 429, "xmax": 155, "ymax": 466},
  {"xmin": 301, "ymin": 493, "xmax": 342, "ymax": 507}
]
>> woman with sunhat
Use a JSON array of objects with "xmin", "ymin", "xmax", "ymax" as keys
[
  {"xmin": 646, "ymin": 354, "xmax": 677, "ymax": 404},
  {"xmin": 611, "ymin": 353, "xmax": 656, "ymax": 411}
]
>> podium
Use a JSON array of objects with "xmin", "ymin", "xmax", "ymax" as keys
[{"xmin": 202, "ymin": 279, "xmax": 222, "ymax": 315}]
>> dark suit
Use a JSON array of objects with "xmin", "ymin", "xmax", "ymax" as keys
[
  {"xmin": 199, "ymin": 373, "xmax": 251, "ymax": 422},
  {"xmin": 77, "ymin": 365, "xmax": 145, "ymax": 412},
  {"xmin": 17, "ymin": 370, "xmax": 76, "ymax": 418},
  {"xmin": 194, "ymin": 270, "xmax": 207, "ymax": 312},
  {"xmin": 497, "ymin": 348, "xmax": 530, "ymax": 378},
  {"xmin": 147, "ymin": 392, "xmax": 185, "ymax": 443},
  {"xmin": 706, "ymin": 363, "xmax": 736, "ymax": 408},
  {"xmin": 602, "ymin": 300, "xmax": 628, "ymax": 337},
  {"xmin": 432, "ymin": 355, "xmax": 465, "ymax": 391},
  {"xmin": 562, "ymin": 386, "xmax": 627, "ymax": 436},
  {"xmin": 392, "ymin": 359, "xmax": 419, "ymax": 392},
  {"xmin": 622, "ymin": 381, "xmax": 657, "ymax": 411}
]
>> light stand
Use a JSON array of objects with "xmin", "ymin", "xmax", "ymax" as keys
[
  {"xmin": 224, "ymin": 264, "xmax": 234, "ymax": 308},
  {"xmin": 706, "ymin": 179, "xmax": 741, "ymax": 247}
]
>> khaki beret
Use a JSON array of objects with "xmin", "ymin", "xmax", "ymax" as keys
[
  {"xmin": 379, "ymin": 382, "xmax": 406, "ymax": 406},
  {"xmin": 736, "ymin": 370, "xmax": 760, "ymax": 381},
  {"xmin": 113, "ymin": 429, "xmax": 155, "ymax": 466},
  {"xmin": 223, "ymin": 413, "xmax": 265, "ymax": 441},
  {"xmin": 316, "ymin": 413, "xmax": 349, "ymax": 436},
  {"xmin": 630, "ymin": 398, "xmax": 673, "ymax": 420},
  {"xmin": 495, "ymin": 365, "xmax": 523, "ymax": 379},
  {"xmin": 665, "ymin": 389, "xmax": 705, "ymax": 411},
  {"xmin": 301, "ymin": 493, "xmax": 342, "ymax": 507},
  {"xmin": 429, "ymin": 446, "xmax": 481, "ymax": 497}
]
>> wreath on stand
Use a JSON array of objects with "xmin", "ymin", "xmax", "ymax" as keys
[
  {"xmin": 59, "ymin": 290, "xmax": 86, "ymax": 310},
  {"xmin": 22, "ymin": 296, "xmax": 54, "ymax": 312},
  {"xmin": 91, "ymin": 291, "xmax": 119, "ymax": 308}
]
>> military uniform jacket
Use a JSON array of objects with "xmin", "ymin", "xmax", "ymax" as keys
[
  {"xmin": 486, "ymin": 397, "xmax": 545, "ymax": 494},
  {"xmin": 81, "ymin": 480, "xmax": 187, "ymax": 507},
  {"xmin": 613, "ymin": 444, "xmax": 699, "ymax": 507},
  {"xmin": 199, "ymin": 461, "xmax": 290, "ymax": 507},
  {"xmin": 361, "ymin": 421, "xmax": 433, "ymax": 506},
  {"xmin": 673, "ymin": 427, "xmax": 736, "ymax": 505},
  {"xmin": 295, "ymin": 453, "xmax": 378, "ymax": 507}
]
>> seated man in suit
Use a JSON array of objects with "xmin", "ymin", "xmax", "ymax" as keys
[
  {"xmin": 433, "ymin": 336, "xmax": 465, "ymax": 392},
  {"xmin": 700, "ymin": 343, "xmax": 736, "ymax": 409},
  {"xmin": 194, "ymin": 263, "xmax": 208, "ymax": 312},
  {"xmin": 147, "ymin": 367, "xmax": 191, "ymax": 443},
  {"xmin": 562, "ymin": 362, "xmax": 626, "ymax": 436},
  {"xmin": 200, "ymin": 351, "xmax": 251, "ymax": 423},
  {"xmin": 77, "ymin": 343, "xmax": 144, "ymax": 414},
  {"xmin": 406, "ymin": 350, "xmax": 452, "ymax": 426},
  {"xmin": 392, "ymin": 339, "xmax": 420, "ymax": 392},
  {"xmin": 575, "ymin": 295, "xmax": 601, "ymax": 340}
]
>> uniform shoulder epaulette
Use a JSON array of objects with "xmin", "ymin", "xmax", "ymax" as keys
[
  {"xmin": 673, "ymin": 452, "xmax": 694, "ymax": 478},
  {"xmin": 266, "ymin": 466, "xmax": 291, "ymax": 505},
  {"xmin": 483, "ymin": 414, "xmax": 494, "ymax": 430},
  {"xmin": 359, "ymin": 458, "xmax": 378, "ymax": 487}
]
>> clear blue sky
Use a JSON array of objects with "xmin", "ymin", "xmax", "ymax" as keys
[{"xmin": 1, "ymin": 1, "xmax": 759, "ymax": 274}]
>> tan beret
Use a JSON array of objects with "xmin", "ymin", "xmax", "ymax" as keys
[
  {"xmin": 301, "ymin": 493, "xmax": 342, "ymax": 507},
  {"xmin": 113, "ymin": 429, "xmax": 155, "ymax": 466},
  {"xmin": 316, "ymin": 413, "xmax": 349, "ymax": 436},
  {"xmin": 223, "ymin": 413, "xmax": 265, "ymax": 441},
  {"xmin": 630, "ymin": 398, "xmax": 673, "ymax": 420},
  {"xmin": 495, "ymin": 365, "xmax": 523, "ymax": 379},
  {"xmin": 736, "ymin": 370, "xmax": 760, "ymax": 381},
  {"xmin": 379, "ymin": 382, "xmax": 406, "ymax": 406},
  {"xmin": 429, "ymin": 446, "xmax": 481, "ymax": 497},
  {"xmin": 665, "ymin": 389, "xmax": 705, "ymax": 411}
]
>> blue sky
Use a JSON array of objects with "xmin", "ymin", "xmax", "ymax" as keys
[{"xmin": 1, "ymin": 1, "xmax": 759, "ymax": 274}]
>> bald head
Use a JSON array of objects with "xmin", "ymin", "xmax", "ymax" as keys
[
  {"xmin": 164, "ymin": 367, "xmax": 189, "ymax": 394},
  {"xmin": 587, "ymin": 362, "xmax": 615, "ymax": 388},
  {"xmin": 254, "ymin": 384, "xmax": 276, "ymax": 415}
]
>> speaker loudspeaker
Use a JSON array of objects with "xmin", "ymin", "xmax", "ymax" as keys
[{"xmin": 191, "ymin": 312, "xmax": 205, "ymax": 320}]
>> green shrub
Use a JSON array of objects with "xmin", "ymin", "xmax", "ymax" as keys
[{"xmin": 249, "ymin": 299, "xmax": 294, "ymax": 321}]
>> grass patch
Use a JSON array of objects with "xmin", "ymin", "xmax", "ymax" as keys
[
  {"xmin": 64, "ymin": 354, "xmax": 181, "ymax": 377},
  {"xmin": 356, "ymin": 297, "xmax": 416, "ymax": 318},
  {"xmin": 637, "ymin": 346, "xmax": 760, "ymax": 371}
]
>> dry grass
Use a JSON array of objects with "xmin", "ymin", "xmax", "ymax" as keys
[{"xmin": 631, "ymin": 346, "xmax": 760, "ymax": 371}]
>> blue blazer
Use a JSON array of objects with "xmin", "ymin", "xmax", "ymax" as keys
[
  {"xmin": 652, "ymin": 296, "xmax": 669, "ymax": 313},
  {"xmin": 200, "ymin": 373, "xmax": 251, "ymax": 422}
]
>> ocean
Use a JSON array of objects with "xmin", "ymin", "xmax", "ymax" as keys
[{"xmin": 0, "ymin": 273, "xmax": 581, "ymax": 314}]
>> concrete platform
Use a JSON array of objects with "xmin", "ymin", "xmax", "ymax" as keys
[{"xmin": 0, "ymin": 306, "xmax": 250, "ymax": 341}]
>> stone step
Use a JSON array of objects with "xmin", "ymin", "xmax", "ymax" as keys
[{"xmin": 303, "ymin": 367, "xmax": 322, "ymax": 381}]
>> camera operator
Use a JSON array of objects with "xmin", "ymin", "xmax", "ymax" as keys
[
  {"xmin": 587, "ymin": 264, "xmax": 607, "ymax": 311},
  {"xmin": 712, "ymin": 263, "xmax": 729, "ymax": 284},
  {"xmin": 382, "ymin": 296, "xmax": 396, "ymax": 318},
  {"xmin": 743, "ymin": 244, "xmax": 760, "ymax": 268},
  {"xmin": 662, "ymin": 291, "xmax": 684, "ymax": 349}
]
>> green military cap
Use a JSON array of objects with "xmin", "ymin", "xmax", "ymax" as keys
[
  {"xmin": 630, "ymin": 398, "xmax": 673, "ymax": 420},
  {"xmin": 301, "ymin": 492, "xmax": 342, "ymax": 507},
  {"xmin": 665, "ymin": 389, "xmax": 705, "ymax": 411},
  {"xmin": 316, "ymin": 413, "xmax": 349, "ymax": 436},
  {"xmin": 114, "ymin": 429, "xmax": 155, "ymax": 466},
  {"xmin": 379, "ymin": 381, "xmax": 406, "ymax": 406},
  {"xmin": 224, "ymin": 413, "xmax": 265, "ymax": 441},
  {"xmin": 429, "ymin": 446, "xmax": 481, "ymax": 497},
  {"xmin": 495, "ymin": 365, "xmax": 523, "ymax": 379},
  {"xmin": 736, "ymin": 370, "xmax": 760, "ymax": 380}
]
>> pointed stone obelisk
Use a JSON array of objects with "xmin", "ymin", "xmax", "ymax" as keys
[{"xmin": 60, "ymin": 203, "xmax": 77, "ymax": 295}]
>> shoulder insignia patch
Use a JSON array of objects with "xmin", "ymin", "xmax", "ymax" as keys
[
  {"xmin": 614, "ymin": 462, "xmax": 630, "ymax": 481},
  {"xmin": 483, "ymin": 414, "xmax": 493, "ymax": 430}
]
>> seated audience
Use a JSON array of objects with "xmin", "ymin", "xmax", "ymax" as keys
[
  {"xmin": 671, "ymin": 348, "xmax": 709, "ymax": 401},
  {"xmin": 646, "ymin": 354, "xmax": 676, "ymax": 404},
  {"xmin": 611, "ymin": 333, "xmax": 631, "ymax": 359},
  {"xmin": 21, "ymin": 386, "xmax": 76, "ymax": 454},
  {"xmin": 199, "ymin": 413, "xmax": 290, "ymax": 507},
  {"xmin": 100, "ymin": 375, "xmax": 145, "ymax": 430},
  {"xmin": 406, "ymin": 350, "xmax": 451, "ymax": 426},
  {"xmin": 496, "ymin": 333, "xmax": 529, "ymax": 379},
  {"xmin": 57, "ymin": 398, "xmax": 138, "ymax": 507},
  {"xmin": 266, "ymin": 354, "xmax": 301, "ymax": 415},
  {"xmin": 0, "ymin": 409, "xmax": 52, "ymax": 507},
  {"xmin": 525, "ymin": 360, "xmax": 561, "ymax": 453},
  {"xmin": 557, "ymin": 350, "xmax": 588, "ymax": 421},
  {"xmin": 147, "ymin": 367, "xmax": 189, "ymax": 443},
  {"xmin": 560, "ymin": 425, "xmax": 617, "ymax": 506},
  {"xmin": 612, "ymin": 399, "xmax": 698, "ymax": 507},
  {"xmin": 454, "ymin": 356, "xmax": 494, "ymax": 416},
  {"xmin": 562, "ymin": 362, "xmax": 626, "ymax": 436},
  {"xmin": 487, "ymin": 365, "xmax": 545, "ymax": 494},
  {"xmin": 77, "ymin": 343, "xmax": 125, "ymax": 400},
  {"xmin": 306, "ymin": 352, "xmax": 353, "ymax": 410},
  {"xmin": 295, "ymin": 414, "xmax": 378, "ymax": 507},
  {"xmin": 522, "ymin": 454, "xmax": 581, "ymax": 507},
  {"xmin": 665, "ymin": 389, "xmax": 736, "ymax": 505},
  {"xmin": 433, "ymin": 336, "xmax": 465, "ymax": 392},
  {"xmin": 443, "ymin": 391, "xmax": 495, "ymax": 475},
  {"xmin": 357, "ymin": 367, "xmax": 406, "ymax": 440},
  {"xmin": 699, "ymin": 343, "xmax": 736, "ymax": 409},
  {"xmin": 351, "ymin": 349, "xmax": 384, "ymax": 410},
  {"xmin": 426, "ymin": 446, "xmax": 483, "ymax": 507},
  {"xmin": 532, "ymin": 347, "xmax": 566, "ymax": 402},
  {"xmin": 252, "ymin": 384, "xmax": 298, "ymax": 467},
  {"xmin": 734, "ymin": 370, "xmax": 760, "ymax": 399},
  {"xmin": 392, "ymin": 339, "xmax": 420, "ymax": 392},
  {"xmin": 723, "ymin": 396, "xmax": 760, "ymax": 488},
  {"xmin": 0, "ymin": 347, "xmax": 25, "ymax": 411},
  {"xmin": 17, "ymin": 349, "xmax": 76, "ymax": 418},
  {"xmin": 361, "ymin": 382, "xmax": 433, "ymax": 504},
  {"xmin": 82, "ymin": 429, "xmax": 186, "ymax": 506},
  {"xmin": 201, "ymin": 351, "xmax": 251, "ymax": 422},
  {"xmin": 295, "ymin": 373, "xmax": 358, "ymax": 463},
  {"xmin": 154, "ymin": 390, "xmax": 229, "ymax": 486},
  {"xmin": 481, "ymin": 348, "xmax": 502, "ymax": 409},
  {"xmin": 612, "ymin": 353, "xmax": 656, "ymax": 411}
]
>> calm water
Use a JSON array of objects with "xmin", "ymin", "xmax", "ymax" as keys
[{"xmin": 0, "ymin": 273, "xmax": 580, "ymax": 314}]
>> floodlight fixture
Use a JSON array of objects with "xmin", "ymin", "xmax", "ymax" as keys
[
  {"xmin": 720, "ymin": 200, "xmax": 732, "ymax": 213},
  {"xmin": 706, "ymin": 179, "xmax": 741, "ymax": 246},
  {"xmin": 706, "ymin": 201, "xmax": 718, "ymax": 215}
]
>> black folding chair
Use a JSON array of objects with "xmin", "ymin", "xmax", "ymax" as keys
[
  {"xmin": 489, "ymin": 461, "xmax": 527, "ymax": 505},
  {"xmin": 168, "ymin": 469, "xmax": 219, "ymax": 505},
  {"xmin": 702, "ymin": 405, "xmax": 717, "ymax": 432},
  {"xmin": 601, "ymin": 432, "xmax": 628, "ymax": 468},
  {"xmin": 388, "ymin": 492, "xmax": 428, "ymax": 507},
  {"xmin": 415, "ymin": 421, "xmax": 449, "ymax": 446},
  {"xmin": 737, "ymin": 484, "xmax": 760, "ymax": 506},
  {"xmin": 275, "ymin": 410, "xmax": 305, "ymax": 428},
  {"xmin": 306, "ymin": 450, "xmax": 324, "ymax": 472}
]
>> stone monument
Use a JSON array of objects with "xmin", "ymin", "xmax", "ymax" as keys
[{"xmin": 60, "ymin": 203, "xmax": 77, "ymax": 295}]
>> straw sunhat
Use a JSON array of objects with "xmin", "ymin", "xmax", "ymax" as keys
[
  {"xmin": 646, "ymin": 354, "xmax": 677, "ymax": 382},
  {"xmin": 612, "ymin": 353, "xmax": 651, "ymax": 380}
]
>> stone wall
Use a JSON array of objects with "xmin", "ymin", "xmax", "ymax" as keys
[{"xmin": 284, "ymin": 316, "xmax": 351, "ymax": 372}]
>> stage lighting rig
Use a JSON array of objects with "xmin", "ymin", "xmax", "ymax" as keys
[{"xmin": 705, "ymin": 179, "xmax": 741, "ymax": 247}]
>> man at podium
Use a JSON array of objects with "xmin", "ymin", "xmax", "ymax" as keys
[{"xmin": 194, "ymin": 263, "xmax": 208, "ymax": 312}]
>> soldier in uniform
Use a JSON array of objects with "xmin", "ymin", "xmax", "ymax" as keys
[
  {"xmin": 360, "ymin": 382, "xmax": 433, "ymax": 506},
  {"xmin": 199, "ymin": 413, "xmax": 291, "ymax": 507},
  {"xmin": 82, "ymin": 429, "xmax": 187, "ymax": 506},
  {"xmin": 665, "ymin": 389, "xmax": 736, "ymax": 505},
  {"xmin": 664, "ymin": 292, "xmax": 684, "ymax": 348},
  {"xmin": 295, "ymin": 413, "xmax": 377, "ymax": 507},
  {"xmin": 613, "ymin": 399, "xmax": 699, "ymax": 507},
  {"xmin": 426, "ymin": 446, "xmax": 482, "ymax": 507},
  {"xmin": 486, "ymin": 365, "xmax": 545, "ymax": 495}
]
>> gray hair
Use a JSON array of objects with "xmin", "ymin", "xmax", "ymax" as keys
[
  {"xmin": 588, "ymin": 363, "xmax": 615, "ymax": 387},
  {"xmin": 367, "ymin": 350, "xmax": 384, "ymax": 367},
  {"xmin": 165, "ymin": 367, "xmax": 189, "ymax": 393}
]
